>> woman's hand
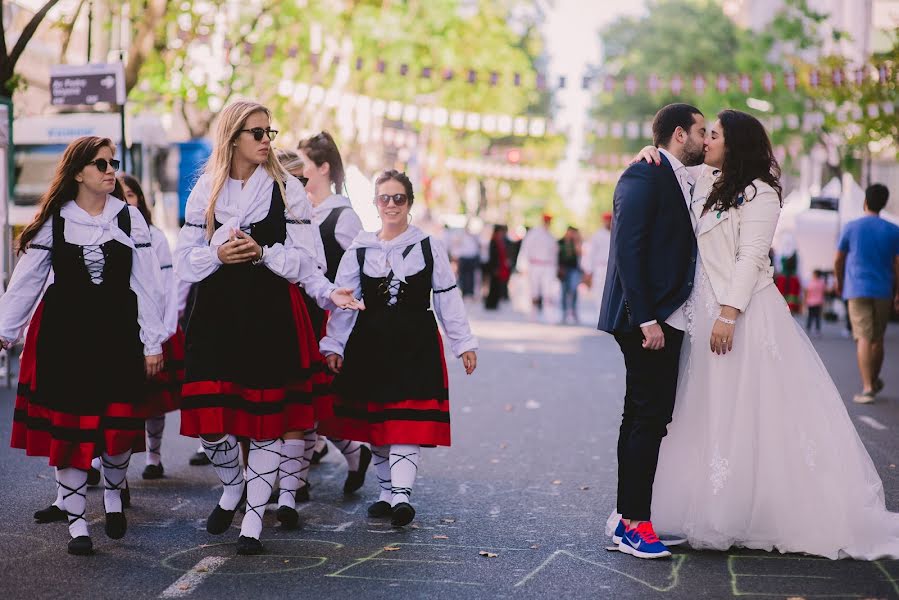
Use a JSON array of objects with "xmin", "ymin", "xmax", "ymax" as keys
[
  {"xmin": 710, "ymin": 306, "xmax": 739, "ymax": 355},
  {"xmin": 216, "ymin": 232, "xmax": 259, "ymax": 264},
  {"xmin": 330, "ymin": 288, "xmax": 365, "ymax": 310},
  {"xmin": 461, "ymin": 351, "xmax": 477, "ymax": 375},
  {"xmin": 326, "ymin": 354, "xmax": 343, "ymax": 374},
  {"xmin": 0, "ymin": 339, "xmax": 9, "ymax": 350},
  {"xmin": 145, "ymin": 353, "xmax": 164, "ymax": 378},
  {"xmin": 631, "ymin": 145, "xmax": 661, "ymax": 166}
]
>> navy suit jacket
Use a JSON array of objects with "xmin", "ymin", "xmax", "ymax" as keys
[{"xmin": 597, "ymin": 155, "xmax": 698, "ymax": 334}]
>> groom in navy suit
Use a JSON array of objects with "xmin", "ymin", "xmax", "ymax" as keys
[{"xmin": 598, "ymin": 103, "xmax": 705, "ymax": 559}]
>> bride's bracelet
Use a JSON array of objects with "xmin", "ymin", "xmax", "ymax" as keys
[{"xmin": 716, "ymin": 315, "xmax": 737, "ymax": 325}]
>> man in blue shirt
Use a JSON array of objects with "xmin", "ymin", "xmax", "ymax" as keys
[{"xmin": 835, "ymin": 183, "xmax": 899, "ymax": 403}]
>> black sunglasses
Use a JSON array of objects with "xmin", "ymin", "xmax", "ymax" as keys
[
  {"xmin": 240, "ymin": 127, "xmax": 278, "ymax": 141},
  {"xmin": 87, "ymin": 158, "xmax": 120, "ymax": 173},
  {"xmin": 376, "ymin": 193, "xmax": 409, "ymax": 207}
]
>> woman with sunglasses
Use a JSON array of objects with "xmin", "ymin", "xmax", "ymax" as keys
[
  {"xmin": 320, "ymin": 170, "xmax": 478, "ymax": 528},
  {"xmin": 286, "ymin": 131, "xmax": 371, "ymax": 503},
  {"xmin": 174, "ymin": 101, "xmax": 360, "ymax": 556},
  {"xmin": 0, "ymin": 136, "xmax": 167, "ymax": 555},
  {"xmin": 119, "ymin": 173, "xmax": 189, "ymax": 480}
]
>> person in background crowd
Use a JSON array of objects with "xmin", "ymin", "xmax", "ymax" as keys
[
  {"xmin": 834, "ymin": 183, "xmax": 899, "ymax": 404},
  {"xmin": 517, "ymin": 214, "xmax": 558, "ymax": 315},
  {"xmin": 484, "ymin": 225, "xmax": 511, "ymax": 310},
  {"xmin": 584, "ymin": 212, "xmax": 612, "ymax": 305},
  {"xmin": 804, "ymin": 269, "xmax": 826, "ymax": 336},
  {"xmin": 558, "ymin": 226, "xmax": 583, "ymax": 324},
  {"xmin": 452, "ymin": 224, "xmax": 481, "ymax": 299}
]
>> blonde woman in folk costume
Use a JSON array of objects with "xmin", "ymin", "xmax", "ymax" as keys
[
  {"xmin": 0, "ymin": 136, "xmax": 167, "ymax": 555},
  {"xmin": 174, "ymin": 101, "xmax": 360, "ymax": 556},
  {"xmin": 320, "ymin": 170, "xmax": 477, "ymax": 528}
]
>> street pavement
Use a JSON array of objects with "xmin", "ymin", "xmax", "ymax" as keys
[{"xmin": 1, "ymin": 296, "xmax": 899, "ymax": 600}]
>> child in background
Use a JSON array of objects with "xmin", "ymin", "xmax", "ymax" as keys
[{"xmin": 805, "ymin": 270, "xmax": 826, "ymax": 335}]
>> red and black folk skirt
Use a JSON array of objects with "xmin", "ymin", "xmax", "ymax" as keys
[
  {"xmin": 11, "ymin": 285, "xmax": 148, "ymax": 470},
  {"xmin": 180, "ymin": 263, "xmax": 330, "ymax": 439},
  {"xmin": 141, "ymin": 326, "xmax": 185, "ymax": 417},
  {"xmin": 319, "ymin": 308, "xmax": 451, "ymax": 447}
]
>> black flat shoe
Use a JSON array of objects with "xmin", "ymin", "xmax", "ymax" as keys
[
  {"xmin": 121, "ymin": 483, "xmax": 131, "ymax": 509},
  {"xmin": 296, "ymin": 484, "xmax": 310, "ymax": 503},
  {"xmin": 310, "ymin": 443, "xmax": 328, "ymax": 465},
  {"xmin": 86, "ymin": 467, "xmax": 101, "ymax": 487},
  {"xmin": 236, "ymin": 535, "xmax": 264, "ymax": 555},
  {"xmin": 105, "ymin": 511, "xmax": 127, "ymax": 539},
  {"xmin": 67, "ymin": 536, "xmax": 93, "ymax": 556},
  {"xmin": 343, "ymin": 445, "xmax": 372, "ymax": 495},
  {"xmin": 34, "ymin": 504, "xmax": 67, "ymax": 523},
  {"xmin": 390, "ymin": 502, "xmax": 416, "ymax": 527},
  {"xmin": 207, "ymin": 505, "xmax": 237, "ymax": 535},
  {"xmin": 189, "ymin": 451, "xmax": 211, "ymax": 466},
  {"xmin": 367, "ymin": 500, "xmax": 393, "ymax": 518},
  {"xmin": 142, "ymin": 464, "xmax": 165, "ymax": 480},
  {"xmin": 276, "ymin": 506, "xmax": 301, "ymax": 530}
]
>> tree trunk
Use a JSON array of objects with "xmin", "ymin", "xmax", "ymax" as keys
[
  {"xmin": 1, "ymin": 0, "xmax": 64, "ymax": 98},
  {"xmin": 124, "ymin": 0, "xmax": 171, "ymax": 93}
]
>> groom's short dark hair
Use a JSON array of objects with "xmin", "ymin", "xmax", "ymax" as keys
[{"xmin": 652, "ymin": 103, "xmax": 703, "ymax": 147}]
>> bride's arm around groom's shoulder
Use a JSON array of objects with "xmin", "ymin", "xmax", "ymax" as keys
[{"xmin": 721, "ymin": 180, "xmax": 781, "ymax": 312}]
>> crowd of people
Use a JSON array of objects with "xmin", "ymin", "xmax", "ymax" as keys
[{"xmin": 0, "ymin": 99, "xmax": 477, "ymax": 556}]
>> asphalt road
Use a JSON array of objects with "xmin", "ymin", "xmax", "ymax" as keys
[{"xmin": 1, "ymin": 300, "xmax": 898, "ymax": 600}]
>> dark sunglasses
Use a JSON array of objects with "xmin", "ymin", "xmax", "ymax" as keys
[
  {"xmin": 87, "ymin": 158, "xmax": 120, "ymax": 173},
  {"xmin": 240, "ymin": 127, "xmax": 278, "ymax": 141},
  {"xmin": 376, "ymin": 193, "xmax": 409, "ymax": 207}
]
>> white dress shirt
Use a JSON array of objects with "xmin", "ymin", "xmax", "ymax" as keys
[
  {"xmin": 174, "ymin": 167, "xmax": 336, "ymax": 308},
  {"xmin": 639, "ymin": 148, "xmax": 697, "ymax": 331},
  {"xmin": 320, "ymin": 226, "xmax": 478, "ymax": 359},
  {"xmin": 0, "ymin": 198, "xmax": 168, "ymax": 355}
]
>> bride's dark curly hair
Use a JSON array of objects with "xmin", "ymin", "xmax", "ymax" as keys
[{"xmin": 704, "ymin": 109, "xmax": 783, "ymax": 213}]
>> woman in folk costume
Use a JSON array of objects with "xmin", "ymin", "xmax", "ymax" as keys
[
  {"xmin": 282, "ymin": 132, "xmax": 371, "ymax": 499},
  {"xmin": 119, "ymin": 173, "xmax": 189, "ymax": 479},
  {"xmin": 0, "ymin": 136, "xmax": 167, "ymax": 555},
  {"xmin": 174, "ymin": 101, "xmax": 360, "ymax": 556},
  {"xmin": 320, "ymin": 170, "xmax": 478, "ymax": 528}
]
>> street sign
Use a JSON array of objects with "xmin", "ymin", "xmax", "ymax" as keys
[{"xmin": 50, "ymin": 63, "xmax": 126, "ymax": 106}]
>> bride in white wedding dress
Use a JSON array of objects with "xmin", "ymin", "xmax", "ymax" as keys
[{"xmin": 636, "ymin": 110, "xmax": 899, "ymax": 560}]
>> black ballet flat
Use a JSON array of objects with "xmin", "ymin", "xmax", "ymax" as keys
[
  {"xmin": 121, "ymin": 482, "xmax": 131, "ymax": 509},
  {"xmin": 236, "ymin": 535, "xmax": 265, "ymax": 556},
  {"xmin": 33, "ymin": 504, "xmax": 67, "ymax": 523},
  {"xmin": 390, "ymin": 503, "xmax": 416, "ymax": 527},
  {"xmin": 105, "ymin": 511, "xmax": 127, "ymax": 539},
  {"xmin": 67, "ymin": 536, "xmax": 93, "ymax": 556},
  {"xmin": 86, "ymin": 467, "xmax": 101, "ymax": 487},
  {"xmin": 142, "ymin": 464, "xmax": 165, "ymax": 480},
  {"xmin": 189, "ymin": 451, "xmax": 211, "ymax": 466},
  {"xmin": 367, "ymin": 500, "xmax": 393, "ymax": 518},
  {"xmin": 311, "ymin": 444, "xmax": 328, "ymax": 465},
  {"xmin": 206, "ymin": 505, "xmax": 237, "ymax": 535},
  {"xmin": 296, "ymin": 484, "xmax": 310, "ymax": 503},
  {"xmin": 276, "ymin": 506, "xmax": 301, "ymax": 530},
  {"xmin": 343, "ymin": 446, "xmax": 372, "ymax": 495}
]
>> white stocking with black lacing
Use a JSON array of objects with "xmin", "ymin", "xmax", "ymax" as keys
[
  {"xmin": 101, "ymin": 450, "xmax": 132, "ymax": 513},
  {"xmin": 202, "ymin": 435, "xmax": 244, "ymax": 510},
  {"xmin": 277, "ymin": 439, "xmax": 304, "ymax": 509},
  {"xmin": 57, "ymin": 468, "xmax": 88, "ymax": 538},
  {"xmin": 389, "ymin": 445, "xmax": 420, "ymax": 506},
  {"xmin": 331, "ymin": 438, "xmax": 364, "ymax": 471},
  {"xmin": 145, "ymin": 415, "xmax": 165, "ymax": 466},
  {"xmin": 371, "ymin": 445, "xmax": 392, "ymax": 503},
  {"xmin": 240, "ymin": 439, "xmax": 283, "ymax": 540}
]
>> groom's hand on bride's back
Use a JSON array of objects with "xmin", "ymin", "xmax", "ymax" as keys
[{"xmin": 641, "ymin": 322, "xmax": 666, "ymax": 350}]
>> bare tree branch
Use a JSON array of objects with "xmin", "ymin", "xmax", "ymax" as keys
[
  {"xmin": 9, "ymin": 0, "xmax": 63, "ymax": 68},
  {"xmin": 59, "ymin": 0, "xmax": 87, "ymax": 61},
  {"xmin": 124, "ymin": 0, "xmax": 171, "ymax": 92}
]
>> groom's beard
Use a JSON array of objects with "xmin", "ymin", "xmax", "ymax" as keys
[{"xmin": 682, "ymin": 139, "xmax": 705, "ymax": 166}]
